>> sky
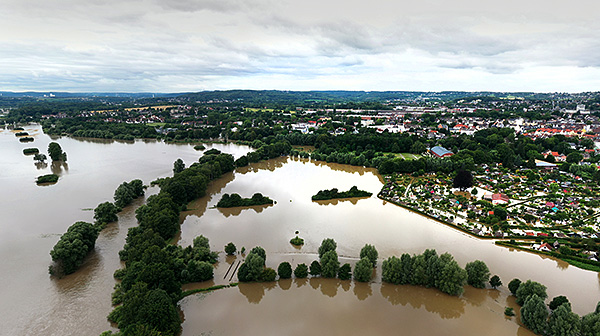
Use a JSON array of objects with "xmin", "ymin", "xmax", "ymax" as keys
[{"xmin": 1, "ymin": 0, "xmax": 600, "ymax": 93}]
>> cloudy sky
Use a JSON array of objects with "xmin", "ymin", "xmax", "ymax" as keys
[{"xmin": 1, "ymin": 0, "xmax": 599, "ymax": 92}]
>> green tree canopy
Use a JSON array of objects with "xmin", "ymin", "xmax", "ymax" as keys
[
  {"xmin": 489, "ymin": 275, "xmax": 502, "ymax": 289},
  {"xmin": 238, "ymin": 253, "xmax": 265, "ymax": 282},
  {"xmin": 549, "ymin": 296, "xmax": 570, "ymax": 311},
  {"xmin": 547, "ymin": 303, "xmax": 580, "ymax": 336},
  {"xmin": 508, "ymin": 278, "xmax": 522, "ymax": 296},
  {"xmin": 516, "ymin": 280, "xmax": 548, "ymax": 306},
  {"xmin": 360, "ymin": 244, "xmax": 379, "ymax": 267},
  {"xmin": 453, "ymin": 169, "xmax": 473, "ymax": 190},
  {"xmin": 224, "ymin": 242, "xmax": 237, "ymax": 255},
  {"xmin": 318, "ymin": 238, "xmax": 337, "ymax": 259},
  {"xmin": 173, "ymin": 158, "xmax": 185, "ymax": 174},
  {"xmin": 249, "ymin": 246, "xmax": 266, "ymax": 265},
  {"xmin": 294, "ymin": 263, "xmax": 308, "ymax": 278},
  {"xmin": 320, "ymin": 250, "xmax": 340, "ymax": 278},
  {"xmin": 521, "ymin": 294, "xmax": 548, "ymax": 335},
  {"xmin": 309, "ymin": 260, "xmax": 321, "ymax": 276},
  {"xmin": 48, "ymin": 142, "xmax": 66, "ymax": 161},
  {"xmin": 94, "ymin": 202, "xmax": 118, "ymax": 227},
  {"xmin": 353, "ymin": 258, "xmax": 373, "ymax": 282},
  {"xmin": 277, "ymin": 262, "xmax": 292, "ymax": 279},
  {"xmin": 465, "ymin": 260, "xmax": 490, "ymax": 289},
  {"xmin": 338, "ymin": 263, "xmax": 352, "ymax": 280}
]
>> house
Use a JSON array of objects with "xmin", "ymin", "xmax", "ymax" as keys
[
  {"xmin": 538, "ymin": 243, "xmax": 554, "ymax": 252},
  {"xmin": 430, "ymin": 146, "xmax": 454, "ymax": 158},
  {"xmin": 483, "ymin": 193, "xmax": 510, "ymax": 204}
]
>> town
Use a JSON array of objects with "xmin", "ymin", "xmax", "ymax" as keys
[{"xmin": 5, "ymin": 90, "xmax": 600, "ymax": 271}]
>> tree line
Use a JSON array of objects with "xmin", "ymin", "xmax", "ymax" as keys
[
  {"xmin": 49, "ymin": 179, "xmax": 143, "ymax": 277},
  {"xmin": 106, "ymin": 151, "xmax": 237, "ymax": 336},
  {"xmin": 311, "ymin": 186, "xmax": 372, "ymax": 201},
  {"xmin": 507, "ymin": 277, "xmax": 600, "ymax": 335},
  {"xmin": 216, "ymin": 193, "xmax": 274, "ymax": 208}
]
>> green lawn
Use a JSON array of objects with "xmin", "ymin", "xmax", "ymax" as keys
[
  {"xmin": 386, "ymin": 153, "xmax": 422, "ymax": 160},
  {"xmin": 146, "ymin": 122, "xmax": 166, "ymax": 127}
]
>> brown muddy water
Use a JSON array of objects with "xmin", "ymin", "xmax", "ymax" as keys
[
  {"xmin": 1, "ymin": 124, "xmax": 598, "ymax": 335},
  {"xmin": 0, "ymin": 124, "xmax": 250, "ymax": 335}
]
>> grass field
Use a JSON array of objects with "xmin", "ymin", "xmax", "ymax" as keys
[
  {"xmin": 145, "ymin": 122, "xmax": 166, "ymax": 127},
  {"xmin": 385, "ymin": 153, "xmax": 422, "ymax": 160}
]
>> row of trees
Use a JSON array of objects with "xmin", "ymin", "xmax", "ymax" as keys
[
  {"xmin": 216, "ymin": 193, "xmax": 274, "ymax": 208},
  {"xmin": 311, "ymin": 186, "xmax": 372, "ymax": 201},
  {"xmin": 382, "ymin": 249, "xmax": 468, "ymax": 296},
  {"xmin": 49, "ymin": 184, "xmax": 130, "ymax": 276},
  {"xmin": 108, "ymin": 151, "xmax": 237, "ymax": 335},
  {"xmin": 508, "ymin": 278, "xmax": 600, "ymax": 335},
  {"xmin": 113, "ymin": 179, "xmax": 145, "ymax": 209},
  {"xmin": 237, "ymin": 239, "xmax": 379, "ymax": 283}
]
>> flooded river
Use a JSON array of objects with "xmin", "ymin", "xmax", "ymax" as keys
[{"xmin": 1, "ymin": 124, "xmax": 598, "ymax": 335}]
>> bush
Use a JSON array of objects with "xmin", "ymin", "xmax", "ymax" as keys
[
  {"xmin": 94, "ymin": 202, "xmax": 118, "ymax": 227},
  {"xmin": 294, "ymin": 263, "xmax": 308, "ymax": 278},
  {"xmin": 224, "ymin": 242, "xmax": 237, "ymax": 255},
  {"xmin": 277, "ymin": 262, "xmax": 292, "ymax": 279},
  {"xmin": 504, "ymin": 307, "xmax": 515, "ymax": 316},
  {"xmin": 23, "ymin": 148, "xmax": 39, "ymax": 155},
  {"xmin": 338, "ymin": 263, "xmax": 352, "ymax": 280},
  {"xmin": 320, "ymin": 251, "xmax": 340, "ymax": 278},
  {"xmin": 465, "ymin": 260, "xmax": 490, "ymax": 289},
  {"xmin": 261, "ymin": 268, "xmax": 277, "ymax": 282},
  {"xmin": 353, "ymin": 258, "xmax": 373, "ymax": 282},
  {"xmin": 309, "ymin": 261, "xmax": 321, "ymax": 276},
  {"xmin": 508, "ymin": 278, "xmax": 521, "ymax": 295},
  {"xmin": 290, "ymin": 236, "xmax": 304, "ymax": 246},
  {"xmin": 36, "ymin": 174, "xmax": 59, "ymax": 184},
  {"xmin": 49, "ymin": 221, "xmax": 99, "ymax": 276},
  {"xmin": 360, "ymin": 244, "xmax": 378, "ymax": 267}
]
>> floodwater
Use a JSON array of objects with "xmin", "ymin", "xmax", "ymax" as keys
[
  {"xmin": 0, "ymin": 124, "xmax": 598, "ymax": 336},
  {"xmin": 179, "ymin": 156, "xmax": 600, "ymax": 335},
  {"xmin": 0, "ymin": 124, "xmax": 250, "ymax": 335}
]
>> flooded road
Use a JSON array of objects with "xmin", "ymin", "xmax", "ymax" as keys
[{"xmin": 1, "ymin": 124, "xmax": 598, "ymax": 335}]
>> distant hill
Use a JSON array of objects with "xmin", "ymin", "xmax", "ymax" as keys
[{"xmin": 0, "ymin": 91, "xmax": 177, "ymax": 99}]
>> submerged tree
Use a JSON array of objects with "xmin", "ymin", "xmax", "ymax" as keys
[
  {"xmin": 360, "ymin": 244, "xmax": 378, "ymax": 267},
  {"xmin": 173, "ymin": 158, "xmax": 185, "ymax": 174},
  {"xmin": 465, "ymin": 260, "xmax": 490, "ymax": 289},
  {"xmin": 520, "ymin": 294, "xmax": 548, "ymax": 335},
  {"xmin": 547, "ymin": 303, "xmax": 580, "ymax": 336},
  {"xmin": 320, "ymin": 251, "xmax": 340, "ymax": 278},
  {"xmin": 353, "ymin": 258, "xmax": 373, "ymax": 282}
]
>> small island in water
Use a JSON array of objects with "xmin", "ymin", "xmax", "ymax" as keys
[
  {"xmin": 216, "ymin": 193, "xmax": 274, "ymax": 208},
  {"xmin": 36, "ymin": 174, "xmax": 58, "ymax": 185},
  {"xmin": 311, "ymin": 186, "xmax": 372, "ymax": 201}
]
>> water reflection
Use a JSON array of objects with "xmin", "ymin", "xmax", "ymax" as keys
[
  {"xmin": 52, "ymin": 250, "xmax": 102, "ymax": 293},
  {"xmin": 236, "ymin": 157, "xmax": 287, "ymax": 174},
  {"xmin": 181, "ymin": 171, "xmax": 236, "ymax": 220},
  {"xmin": 353, "ymin": 281, "xmax": 372, "ymax": 301},
  {"xmin": 279, "ymin": 278, "xmax": 292, "ymax": 290},
  {"xmin": 72, "ymin": 137, "xmax": 135, "ymax": 145},
  {"xmin": 238, "ymin": 283, "xmax": 265, "ymax": 304},
  {"xmin": 380, "ymin": 283, "xmax": 466, "ymax": 319},
  {"xmin": 35, "ymin": 162, "xmax": 48, "ymax": 170},
  {"xmin": 51, "ymin": 161, "xmax": 69, "ymax": 176},
  {"xmin": 217, "ymin": 203, "xmax": 273, "ymax": 217},
  {"xmin": 313, "ymin": 197, "xmax": 370, "ymax": 206}
]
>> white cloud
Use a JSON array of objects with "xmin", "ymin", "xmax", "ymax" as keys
[{"xmin": 0, "ymin": 0, "xmax": 599, "ymax": 92}]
